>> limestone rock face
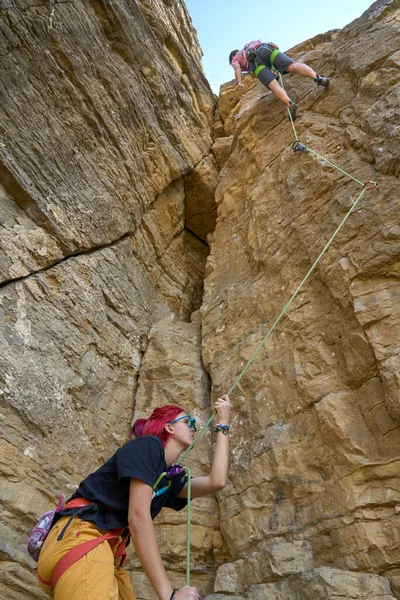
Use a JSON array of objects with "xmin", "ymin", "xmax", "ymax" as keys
[
  {"xmin": 185, "ymin": 155, "xmax": 219, "ymax": 242},
  {"xmin": 2, "ymin": 0, "xmax": 400, "ymax": 599},
  {"xmin": 0, "ymin": 0, "xmax": 214, "ymax": 279},
  {"xmin": 243, "ymin": 569, "xmax": 397, "ymax": 600},
  {"xmin": 203, "ymin": 0, "xmax": 400, "ymax": 597},
  {"xmin": 207, "ymin": 568, "xmax": 397, "ymax": 600}
]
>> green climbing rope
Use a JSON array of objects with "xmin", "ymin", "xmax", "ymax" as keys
[
  {"xmin": 304, "ymin": 146, "xmax": 364, "ymax": 186},
  {"xmin": 278, "ymin": 72, "xmax": 365, "ymax": 186},
  {"xmin": 178, "ymin": 182, "xmax": 375, "ymax": 464},
  {"xmin": 178, "ymin": 74, "xmax": 378, "ymax": 464},
  {"xmin": 176, "ymin": 72, "xmax": 378, "ymax": 587},
  {"xmin": 154, "ymin": 468, "xmax": 191, "ymax": 585},
  {"xmin": 279, "ymin": 73, "xmax": 299, "ymax": 140},
  {"xmin": 184, "ymin": 466, "xmax": 191, "ymax": 585}
]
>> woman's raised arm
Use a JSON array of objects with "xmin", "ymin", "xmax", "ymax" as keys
[{"xmin": 178, "ymin": 395, "xmax": 230, "ymax": 499}]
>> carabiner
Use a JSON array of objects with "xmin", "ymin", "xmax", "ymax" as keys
[{"xmin": 292, "ymin": 140, "xmax": 307, "ymax": 152}]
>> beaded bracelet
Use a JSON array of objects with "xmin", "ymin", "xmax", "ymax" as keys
[
  {"xmin": 170, "ymin": 590, "xmax": 176, "ymax": 600},
  {"xmin": 214, "ymin": 423, "xmax": 230, "ymax": 435}
]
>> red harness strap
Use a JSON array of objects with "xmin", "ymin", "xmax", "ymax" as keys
[
  {"xmin": 37, "ymin": 499, "xmax": 126, "ymax": 589},
  {"xmin": 63, "ymin": 498, "xmax": 94, "ymax": 510},
  {"xmin": 114, "ymin": 535, "xmax": 128, "ymax": 567}
]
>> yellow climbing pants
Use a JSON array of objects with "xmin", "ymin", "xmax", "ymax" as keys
[{"xmin": 37, "ymin": 516, "xmax": 136, "ymax": 600}]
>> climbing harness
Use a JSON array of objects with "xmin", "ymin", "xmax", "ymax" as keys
[
  {"xmin": 248, "ymin": 44, "xmax": 280, "ymax": 77},
  {"xmin": 254, "ymin": 63, "xmax": 268, "ymax": 77},
  {"xmin": 34, "ymin": 469, "xmax": 190, "ymax": 589},
  {"xmin": 254, "ymin": 52, "xmax": 280, "ymax": 77},
  {"xmin": 36, "ymin": 498, "xmax": 129, "ymax": 589}
]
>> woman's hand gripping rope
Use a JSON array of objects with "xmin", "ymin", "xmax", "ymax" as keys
[
  {"xmin": 174, "ymin": 585, "xmax": 200, "ymax": 600},
  {"xmin": 214, "ymin": 395, "xmax": 230, "ymax": 426}
]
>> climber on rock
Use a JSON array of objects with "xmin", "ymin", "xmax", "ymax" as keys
[
  {"xmin": 229, "ymin": 40, "xmax": 329, "ymax": 120},
  {"xmin": 36, "ymin": 396, "xmax": 230, "ymax": 600}
]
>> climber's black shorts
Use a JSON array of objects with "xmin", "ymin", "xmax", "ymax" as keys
[{"xmin": 250, "ymin": 46, "xmax": 294, "ymax": 87}]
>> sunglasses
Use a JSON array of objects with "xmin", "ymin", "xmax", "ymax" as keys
[{"xmin": 168, "ymin": 414, "xmax": 197, "ymax": 432}]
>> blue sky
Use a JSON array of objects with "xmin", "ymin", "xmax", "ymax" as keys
[{"xmin": 185, "ymin": 0, "xmax": 374, "ymax": 92}]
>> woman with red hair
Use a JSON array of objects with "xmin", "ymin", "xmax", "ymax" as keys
[{"xmin": 37, "ymin": 396, "xmax": 230, "ymax": 600}]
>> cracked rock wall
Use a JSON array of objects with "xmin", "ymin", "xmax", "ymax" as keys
[
  {"xmin": 0, "ymin": 1, "xmax": 217, "ymax": 598},
  {"xmin": 2, "ymin": 1, "xmax": 400, "ymax": 600},
  {"xmin": 203, "ymin": 0, "xmax": 400, "ymax": 598}
]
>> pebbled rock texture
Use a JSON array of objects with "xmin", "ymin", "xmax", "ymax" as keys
[
  {"xmin": 1, "ymin": 0, "xmax": 400, "ymax": 599},
  {"xmin": 0, "ymin": 1, "xmax": 215, "ymax": 599},
  {"xmin": 0, "ymin": 0, "xmax": 214, "ymax": 278}
]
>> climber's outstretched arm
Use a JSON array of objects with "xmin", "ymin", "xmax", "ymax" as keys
[{"xmin": 178, "ymin": 395, "xmax": 230, "ymax": 499}]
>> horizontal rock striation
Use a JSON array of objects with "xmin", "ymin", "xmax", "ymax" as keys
[
  {"xmin": 0, "ymin": 0, "xmax": 214, "ymax": 280},
  {"xmin": 1, "ymin": 0, "xmax": 400, "ymax": 599},
  {"xmin": 0, "ymin": 1, "xmax": 217, "ymax": 599}
]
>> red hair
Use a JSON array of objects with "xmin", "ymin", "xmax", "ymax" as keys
[{"xmin": 130, "ymin": 405, "xmax": 185, "ymax": 447}]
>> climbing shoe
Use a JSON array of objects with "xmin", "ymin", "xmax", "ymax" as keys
[
  {"xmin": 315, "ymin": 75, "xmax": 329, "ymax": 87},
  {"xmin": 288, "ymin": 101, "xmax": 297, "ymax": 121}
]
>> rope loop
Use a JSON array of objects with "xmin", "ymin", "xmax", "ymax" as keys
[{"xmin": 364, "ymin": 181, "xmax": 378, "ymax": 191}]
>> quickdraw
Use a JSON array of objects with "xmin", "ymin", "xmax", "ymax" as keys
[{"xmin": 292, "ymin": 140, "xmax": 307, "ymax": 152}]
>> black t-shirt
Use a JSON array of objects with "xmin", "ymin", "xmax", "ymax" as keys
[{"xmin": 59, "ymin": 435, "xmax": 188, "ymax": 531}]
